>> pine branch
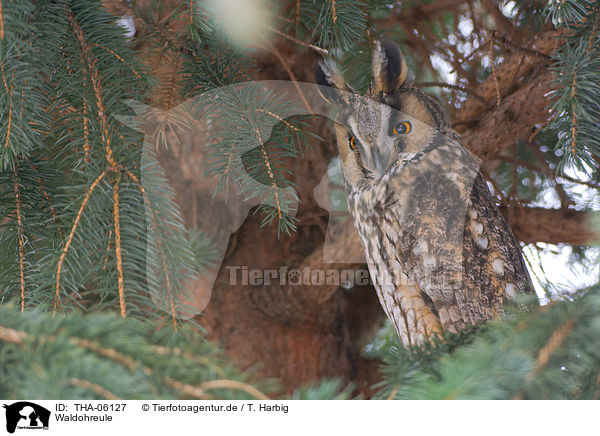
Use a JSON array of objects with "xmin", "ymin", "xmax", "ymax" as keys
[
  {"xmin": 0, "ymin": 0, "xmax": 200, "ymax": 323},
  {"xmin": 374, "ymin": 287, "xmax": 600, "ymax": 399},
  {"xmin": 0, "ymin": 305, "xmax": 275, "ymax": 399}
]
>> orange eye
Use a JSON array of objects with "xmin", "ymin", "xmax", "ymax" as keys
[
  {"xmin": 348, "ymin": 136, "xmax": 357, "ymax": 150},
  {"xmin": 393, "ymin": 121, "xmax": 412, "ymax": 135}
]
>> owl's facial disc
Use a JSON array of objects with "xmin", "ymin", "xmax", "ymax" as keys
[
  {"xmin": 344, "ymin": 104, "xmax": 414, "ymax": 179},
  {"xmin": 334, "ymin": 91, "xmax": 440, "ymax": 187}
]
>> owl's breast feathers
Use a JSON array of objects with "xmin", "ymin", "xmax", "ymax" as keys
[{"xmin": 347, "ymin": 135, "xmax": 534, "ymax": 341}]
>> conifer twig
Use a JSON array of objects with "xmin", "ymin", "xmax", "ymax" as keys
[
  {"xmin": 269, "ymin": 44, "xmax": 313, "ymax": 113},
  {"xmin": 265, "ymin": 25, "xmax": 328, "ymax": 55},
  {"xmin": 570, "ymin": 71, "xmax": 577, "ymax": 157},
  {"xmin": 152, "ymin": 345, "xmax": 226, "ymax": 377},
  {"xmin": 70, "ymin": 378, "xmax": 121, "ymax": 400},
  {"xmin": 531, "ymin": 317, "xmax": 574, "ymax": 376},
  {"xmin": 199, "ymin": 380, "xmax": 269, "ymax": 400},
  {"xmin": 1, "ymin": 58, "xmax": 13, "ymax": 149},
  {"xmin": 250, "ymin": 122, "xmax": 283, "ymax": 221},
  {"xmin": 54, "ymin": 171, "xmax": 107, "ymax": 314},
  {"xmin": 125, "ymin": 169, "xmax": 178, "ymax": 330},
  {"xmin": 72, "ymin": 17, "xmax": 119, "ymax": 168},
  {"xmin": 93, "ymin": 43, "xmax": 144, "ymax": 80},
  {"xmin": 490, "ymin": 30, "xmax": 552, "ymax": 61},
  {"xmin": 103, "ymin": 229, "xmax": 113, "ymax": 271},
  {"xmin": 13, "ymin": 171, "xmax": 25, "ymax": 311},
  {"xmin": 331, "ymin": 0, "xmax": 338, "ymax": 25},
  {"xmin": 489, "ymin": 39, "xmax": 501, "ymax": 107},
  {"xmin": 39, "ymin": 178, "xmax": 63, "ymax": 239},
  {"xmin": 113, "ymin": 183, "xmax": 126, "ymax": 317},
  {"xmin": 512, "ymin": 316, "xmax": 576, "ymax": 400},
  {"xmin": 0, "ymin": 0, "xmax": 4, "ymax": 40},
  {"xmin": 257, "ymin": 109, "xmax": 301, "ymax": 132},
  {"xmin": 415, "ymin": 82, "xmax": 486, "ymax": 103},
  {"xmin": 295, "ymin": 0, "xmax": 301, "ymax": 29}
]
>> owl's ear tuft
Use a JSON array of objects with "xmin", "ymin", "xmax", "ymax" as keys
[
  {"xmin": 372, "ymin": 39, "xmax": 409, "ymax": 95},
  {"xmin": 314, "ymin": 57, "xmax": 348, "ymax": 105},
  {"xmin": 314, "ymin": 57, "xmax": 346, "ymax": 89}
]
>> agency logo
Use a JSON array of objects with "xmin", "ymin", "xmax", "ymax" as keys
[
  {"xmin": 118, "ymin": 81, "xmax": 480, "ymax": 319},
  {"xmin": 2, "ymin": 402, "xmax": 50, "ymax": 434}
]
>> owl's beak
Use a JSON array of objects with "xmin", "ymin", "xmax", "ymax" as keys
[{"xmin": 369, "ymin": 147, "xmax": 393, "ymax": 178}]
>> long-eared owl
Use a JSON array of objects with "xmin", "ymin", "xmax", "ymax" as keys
[{"xmin": 314, "ymin": 39, "xmax": 535, "ymax": 346}]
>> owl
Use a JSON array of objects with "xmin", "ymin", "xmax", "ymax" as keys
[{"xmin": 314, "ymin": 39, "xmax": 535, "ymax": 346}]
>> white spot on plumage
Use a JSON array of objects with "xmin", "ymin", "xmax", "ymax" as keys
[
  {"xmin": 447, "ymin": 173, "xmax": 460, "ymax": 183},
  {"xmin": 423, "ymin": 256, "xmax": 436, "ymax": 268},
  {"xmin": 412, "ymin": 240, "xmax": 428, "ymax": 255},
  {"xmin": 476, "ymin": 236, "xmax": 488, "ymax": 249},
  {"xmin": 505, "ymin": 283, "xmax": 516, "ymax": 298},
  {"xmin": 492, "ymin": 259, "xmax": 504, "ymax": 275},
  {"xmin": 429, "ymin": 152, "xmax": 442, "ymax": 165},
  {"xmin": 471, "ymin": 221, "xmax": 483, "ymax": 236}
]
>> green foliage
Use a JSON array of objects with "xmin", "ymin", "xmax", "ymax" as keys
[
  {"xmin": 0, "ymin": 0, "xmax": 52, "ymax": 169},
  {"xmin": 311, "ymin": 0, "xmax": 368, "ymax": 51},
  {"xmin": 178, "ymin": 7, "xmax": 316, "ymax": 235},
  {"xmin": 547, "ymin": 42, "xmax": 600, "ymax": 171},
  {"xmin": 0, "ymin": 304, "xmax": 275, "ymax": 399},
  {"xmin": 188, "ymin": 229, "xmax": 219, "ymax": 272},
  {"xmin": 1, "ymin": 0, "xmax": 599, "ymax": 401},
  {"xmin": 372, "ymin": 290, "xmax": 600, "ymax": 399},
  {"xmin": 511, "ymin": 0, "xmax": 549, "ymax": 30},
  {"xmin": 181, "ymin": 32, "xmax": 255, "ymax": 96},
  {"xmin": 0, "ymin": 0, "xmax": 197, "ymax": 320},
  {"xmin": 291, "ymin": 379, "xmax": 354, "ymax": 400},
  {"xmin": 195, "ymin": 84, "xmax": 316, "ymax": 235},
  {"xmin": 544, "ymin": 0, "xmax": 600, "ymax": 171},
  {"xmin": 544, "ymin": 0, "xmax": 597, "ymax": 27},
  {"xmin": 339, "ymin": 41, "xmax": 373, "ymax": 93}
]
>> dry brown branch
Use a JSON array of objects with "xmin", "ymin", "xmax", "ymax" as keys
[
  {"xmin": 415, "ymin": 81, "xmax": 486, "ymax": 103},
  {"xmin": 491, "ymin": 30, "xmax": 553, "ymax": 62},
  {"xmin": 393, "ymin": 0, "xmax": 472, "ymax": 21},
  {"xmin": 269, "ymin": 44, "xmax": 314, "ymax": 113},
  {"xmin": 266, "ymin": 25, "xmax": 328, "ymax": 55},
  {"xmin": 490, "ymin": 39, "xmax": 501, "ymax": 107},
  {"xmin": 500, "ymin": 206, "xmax": 599, "ymax": 245},
  {"xmin": 457, "ymin": 67, "xmax": 553, "ymax": 161}
]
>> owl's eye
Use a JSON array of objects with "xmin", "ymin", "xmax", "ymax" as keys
[
  {"xmin": 393, "ymin": 121, "xmax": 412, "ymax": 135},
  {"xmin": 348, "ymin": 136, "xmax": 357, "ymax": 151}
]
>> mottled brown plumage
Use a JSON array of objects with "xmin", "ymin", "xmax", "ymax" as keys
[{"xmin": 315, "ymin": 39, "xmax": 534, "ymax": 345}]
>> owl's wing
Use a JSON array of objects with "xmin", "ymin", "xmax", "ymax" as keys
[
  {"xmin": 461, "ymin": 173, "xmax": 535, "ymax": 312},
  {"xmin": 378, "ymin": 138, "xmax": 534, "ymax": 333}
]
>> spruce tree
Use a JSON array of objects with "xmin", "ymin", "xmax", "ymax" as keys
[{"xmin": 0, "ymin": 0, "xmax": 598, "ymax": 399}]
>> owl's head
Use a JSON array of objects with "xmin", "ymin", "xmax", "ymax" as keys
[{"xmin": 314, "ymin": 39, "xmax": 452, "ymax": 187}]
